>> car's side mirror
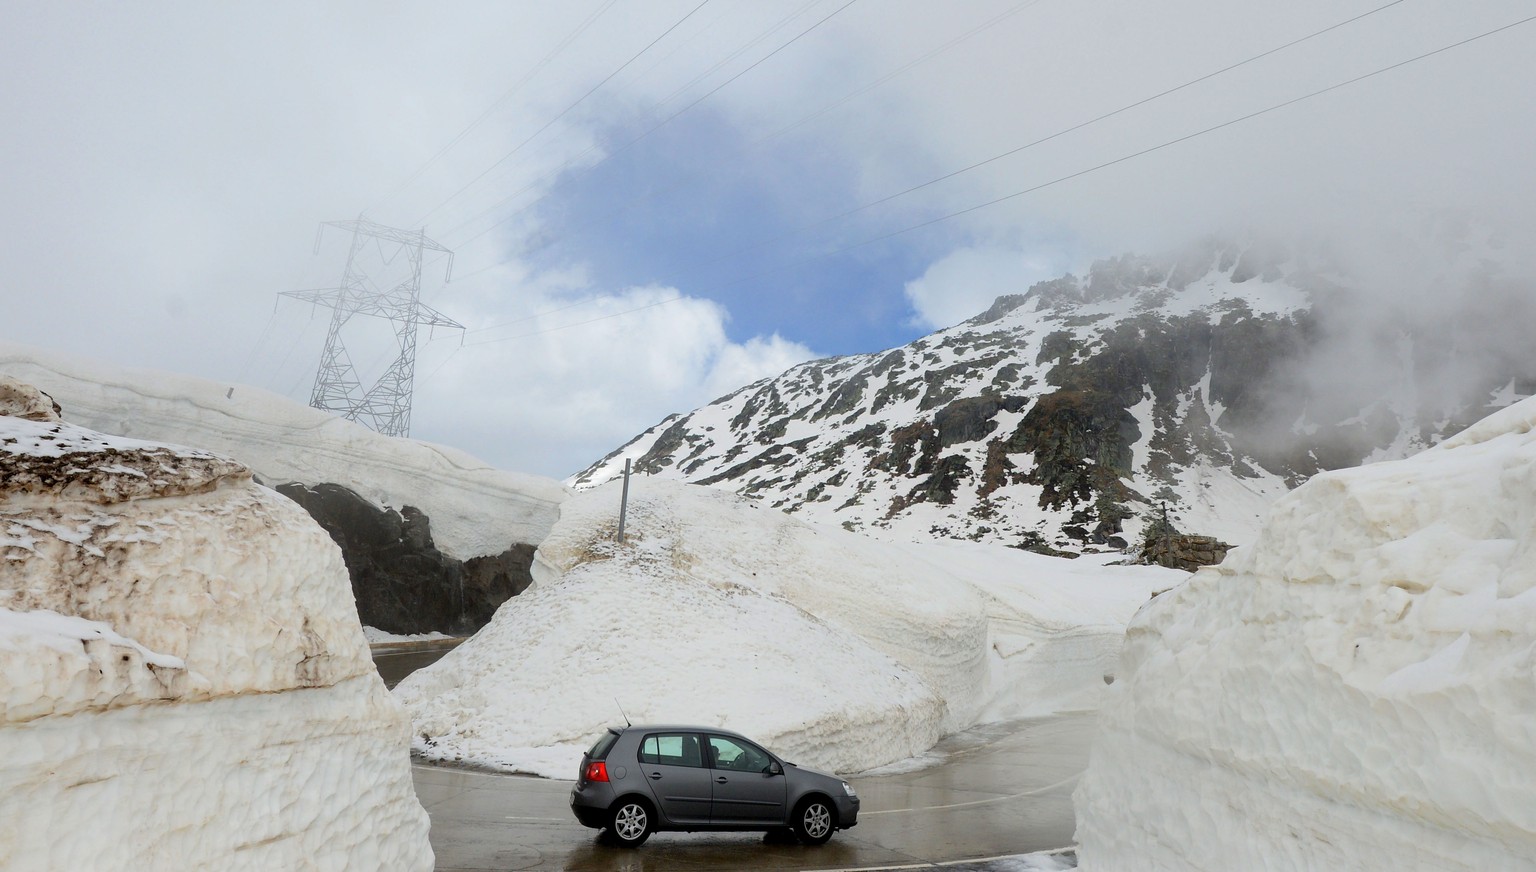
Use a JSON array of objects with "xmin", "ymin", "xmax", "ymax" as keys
[{"xmin": 766, "ymin": 761, "xmax": 783, "ymax": 776}]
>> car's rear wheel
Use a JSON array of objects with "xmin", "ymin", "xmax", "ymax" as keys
[
  {"xmin": 608, "ymin": 798, "xmax": 652, "ymax": 847},
  {"xmin": 793, "ymin": 797, "xmax": 835, "ymax": 845}
]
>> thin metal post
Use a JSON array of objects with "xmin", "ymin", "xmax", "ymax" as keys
[{"xmin": 617, "ymin": 459, "xmax": 632, "ymax": 543}]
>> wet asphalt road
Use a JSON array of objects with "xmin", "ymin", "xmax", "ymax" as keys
[
  {"xmin": 376, "ymin": 642, "xmax": 1087, "ymax": 871},
  {"xmin": 373, "ymin": 640, "xmax": 466, "ymax": 689}
]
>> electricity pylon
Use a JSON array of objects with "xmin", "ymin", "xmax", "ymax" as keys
[{"xmin": 280, "ymin": 218, "xmax": 461, "ymax": 438}]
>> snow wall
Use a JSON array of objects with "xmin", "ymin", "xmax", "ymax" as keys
[
  {"xmin": 0, "ymin": 341, "xmax": 567, "ymax": 560},
  {"xmin": 1074, "ymin": 395, "xmax": 1536, "ymax": 869},
  {"xmin": 396, "ymin": 477, "xmax": 1184, "ymax": 776},
  {"xmin": 0, "ymin": 378, "xmax": 432, "ymax": 870}
]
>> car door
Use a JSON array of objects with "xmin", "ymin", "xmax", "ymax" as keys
[
  {"xmin": 637, "ymin": 732, "xmax": 712, "ymax": 825},
  {"xmin": 706, "ymin": 735, "xmax": 787, "ymax": 825}
]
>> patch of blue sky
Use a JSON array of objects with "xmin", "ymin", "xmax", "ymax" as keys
[{"xmin": 526, "ymin": 106, "xmax": 969, "ymax": 356}]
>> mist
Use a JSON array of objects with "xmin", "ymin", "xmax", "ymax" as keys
[{"xmin": 2, "ymin": 0, "xmax": 1533, "ymax": 477}]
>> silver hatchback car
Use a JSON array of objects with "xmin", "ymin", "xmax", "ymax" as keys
[{"xmin": 569, "ymin": 724, "xmax": 860, "ymax": 847}]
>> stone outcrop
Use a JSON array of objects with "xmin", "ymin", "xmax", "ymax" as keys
[
  {"xmin": 1140, "ymin": 533, "xmax": 1232, "ymax": 572},
  {"xmin": 276, "ymin": 482, "xmax": 534, "ymax": 635}
]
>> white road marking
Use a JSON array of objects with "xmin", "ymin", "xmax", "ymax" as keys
[
  {"xmin": 800, "ymin": 847, "xmax": 1074, "ymax": 871},
  {"xmin": 857, "ymin": 773, "xmax": 1081, "ymax": 816}
]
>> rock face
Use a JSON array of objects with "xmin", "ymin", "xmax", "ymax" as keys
[
  {"xmin": 0, "ymin": 379, "xmax": 432, "ymax": 870},
  {"xmin": 574, "ymin": 240, "xmax": 1534, "ymax": 553},
  {"xmin": 1, "ymin": 343, "xmax": 568, "ymax": 636},
  {"xmin": 1073, "ymin": 395, "xmax": 1536, "ymax": 870},
  {"xmin": 277, "ymin": 482, "xmax": 535, "ymax": 635},
  {"xmin": 1138, "ymin": 533, "xmax": 1231, "ymax": 572}
]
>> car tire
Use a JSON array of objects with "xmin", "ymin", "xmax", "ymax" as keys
[
  {"xmin": 608, "ymin": 798, "xmax": 653, "ymax": 848},
  {"xmin": 792, "ymin": 797, "xmax": 835, "ymax": 845}
]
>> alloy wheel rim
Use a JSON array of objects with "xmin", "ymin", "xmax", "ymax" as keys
[
  {"xmin": 804, "ymin": 804, "xmax": 831, "ymax": 838},
  {"xmin": 616, "ymin": 804, "xmax": 647, "ymax": 841}
]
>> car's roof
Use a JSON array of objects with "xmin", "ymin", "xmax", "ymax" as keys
[{"xmin": 612, "ymin": 724, "xmax": 755, "ymax": 740}]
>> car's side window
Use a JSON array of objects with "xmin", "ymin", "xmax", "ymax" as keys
[
  {"xmin": 638, "ymin": 733, "xmax": 703, "ymax": 768},
  {"xmin": 708, "ymin": 736, "xmax": 772, "ymax": 773}
]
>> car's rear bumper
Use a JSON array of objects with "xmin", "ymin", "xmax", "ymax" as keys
[{"xmin": 570, "ymin": 783, "xmax": 615, "ymax": 829}]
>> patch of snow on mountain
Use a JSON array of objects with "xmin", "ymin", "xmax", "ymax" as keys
[
  {"xmin": 1073, "ymin": 395, "xmax": 1536, "ymax": 870},
  {"xmin": 1, "ymin": 341, "xmax": 566, "ymax": 559},
  {"xmin": 396, "ymin": 477, "xmax": 1182, "ymax": 776}
]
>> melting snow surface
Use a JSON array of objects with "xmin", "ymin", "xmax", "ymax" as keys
[
  {"xmin": 396, "ymin": 477, "xmax": 1184, "ymax": 777},
  {"xmin": 1073, "ymin": 395, "xmax": 1536, "ymax": 869},
  {"xmin": 1, "ymin": 393, "xmax": 432, "ymax": 869},
  {"xmin": 1, "ymin": 341, "xmax": 567, "ymax": 558}
]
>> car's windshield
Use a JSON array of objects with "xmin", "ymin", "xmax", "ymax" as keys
[{"xmin": 708, "ymin": 735, "xmax": 772, "ymax": 772}]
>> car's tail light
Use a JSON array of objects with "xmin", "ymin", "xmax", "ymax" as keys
[{"xmin": 584, "ymin": 761, "xmax": 610, "ymax": 783}]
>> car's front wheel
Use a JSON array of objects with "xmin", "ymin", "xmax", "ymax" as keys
[
  {"xmin": 608, "ymin": 798, "xmax": 653, "ymax": 847},
  {"xmin": 793, "ymin": 797, "xmax": 835, "ymax": 845}
]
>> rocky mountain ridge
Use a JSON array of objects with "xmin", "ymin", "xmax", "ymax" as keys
[{"xmin": 573, "ymin": 239, "xmax": 1533, "ymax": 554}]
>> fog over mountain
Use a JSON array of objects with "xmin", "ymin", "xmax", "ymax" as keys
[{"xmin": 574, "ymin": 232, "xmax": 1535, "ymax": 553}]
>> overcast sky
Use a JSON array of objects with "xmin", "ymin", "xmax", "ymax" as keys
[{"xmin": 3, "ymin": 1, "xmax": 1533, "ymax": 478}]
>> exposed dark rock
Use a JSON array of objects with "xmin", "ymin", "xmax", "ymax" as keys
[
  {"xmin": 918, "ymin": 355, "xmax": 1008, "ymax": 411},
  {"xmin": 276, "ymin": 482, "xmax": 534, "ymax": 636},
  {"xmin": 934, "ymin": 395, "xmax": 1025, "ymax": 448},
  {"xmin": 874, "ymin": 420, "xmax": 939, "ymax": 477},
  {"xmin": 1135, "ymin": 505, "xmax": 1232, "ymax": 571},
  {"xmin": 634, "ymin": 417, "xmax": 692, "ymax": 473},
  {"xmin": 462, "ymin": 543, "xmax": 537, "ymax": 626},
  {"xmin": 966, "ymin": 294, "xmax": 1032, "ymax": 326},
  {"xmin": 888, "ymin": 453, "xmax": 972, "ymax": 516},
  {"xmin": 1140, "ymin": 533, "xmax": 1233, "ymax": 572}
]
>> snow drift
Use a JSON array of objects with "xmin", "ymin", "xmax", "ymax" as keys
[
  {"xmin": 395, "ymin": 477, "xmax": 1183, "ymax": 776},
  {"xmin": 1074, "ymin": 395, "xmax": 1536, "ymax": 869},
  {"xmin": 0, "ymin": 377, "xmax": 432, "ymax": 870},
  {"xmin": 0, "ymin": 341, "xmax": 566, "ymax": 560}
]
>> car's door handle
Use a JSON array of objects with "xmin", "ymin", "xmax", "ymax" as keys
[
  {"xmin": 715, "ymin": 777, "xmax": 728, "ymax": 784},
  {"xmin": 648, "ymin": 772, "xmax": 662, "ymax": 780}
]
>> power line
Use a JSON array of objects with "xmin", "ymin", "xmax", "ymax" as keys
[
  {"xmin": 442, "ymin": 0, "xmax": 861, "ymax": 250},
  {"xmin": 371, "ymin": 0, "xmax": 618, "ymax": 214},
  {"xmin": 455, "ymin": 0, "xmax": 1050, "ymax": 282},
  {"xmin": 417, "ymin": 0, "xmax": 714, "ymax": 227},
  {"xmin": 457, "ymin": 0, "xmax": 1403, "ymax": 335},
  {"xmin": 437, "ymin": 0, "xmax": 829, "ymax": 250},
  {"xmin": 459, "ymin": 10, "xmax": 1536, "ymax": 347},
  {"xmin": 766, "ymin": 0, "xmax": 1411, "ymax": 252}
]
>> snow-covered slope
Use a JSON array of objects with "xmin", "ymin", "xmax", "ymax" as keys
[
  {"xmin": 0, "ymin": 377, "xmax": 431, "ymax": 870},
  {"xmin": 394, "ymin": 477, "xmax": 1184, "ymax": 776},
  {"xmin": 0, "ymin": 341, "xmax": 566, "ymax": 560},
  {"xmin": 1073, "ymin": 395, "xmax": 1536, "ymax": 869},
  {"xmin": 573, "ymin": 240, "xmax": 1531, "ymax": 555}
]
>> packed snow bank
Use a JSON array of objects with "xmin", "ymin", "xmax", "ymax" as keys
[
  {"xmin": 0, "ymin": 341, "xmax": 566, "ymax": 559},
  {"xmin": 0, "ymin": 377, "xmax": 432, "ymax": 870},
  {"xmin": 396, "ymin": 477, "xmax": 1182, "ymax": 776},
  {"xmin": 1074, "ymin": 395, "xmax": 1536, "ymax": 870}
]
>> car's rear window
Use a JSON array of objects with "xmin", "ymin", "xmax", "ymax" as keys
[{"xmin": 587, "ymin": 729, "xmax": 620, "ymax": 760}]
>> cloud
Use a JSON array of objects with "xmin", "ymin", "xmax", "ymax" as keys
[
  {"xmin": 903, "ymin": 245, "xmax": 1062, "ymax": 330},
  {"xmin": 703, "ymin": 334, "xmax": 817, "ymax": 401},
  {"xmin": 405, "ymin": 282, "xmax": 817, "ymax": 477},
  {"xmin": 3, "ymin": 0, "xmax": 1533, "ymax": 480}
]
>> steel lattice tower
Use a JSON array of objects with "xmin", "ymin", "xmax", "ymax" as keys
[{"xmin": 281, "ymin": 219, "xmax": 461, "ymax": 438}]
